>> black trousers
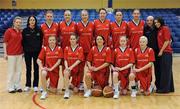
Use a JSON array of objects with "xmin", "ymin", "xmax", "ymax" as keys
[
  {"xmin": 154, "ymin": 51, "xmax": 161, "ymax": 90},
  {"xmin": 158, "ymin": 52, "xmax": 174, "ymax": 93},
  {"xmin": 24, "ymin": 51, "xmax": 39, "ymax": 87}
]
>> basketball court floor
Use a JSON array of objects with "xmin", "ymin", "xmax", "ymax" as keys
[{"xmin": 0, "ymin": 57, "xmax": 180, "ymax": 109}]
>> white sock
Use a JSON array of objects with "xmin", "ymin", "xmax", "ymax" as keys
[{"xmin": 114, "ymin": 83, "xmax": 119, "ymax": 92}]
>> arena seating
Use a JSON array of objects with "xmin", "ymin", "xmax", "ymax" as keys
[{"xmin": 0, "ymin": 8, "xmax": 180, "ymax": 53}]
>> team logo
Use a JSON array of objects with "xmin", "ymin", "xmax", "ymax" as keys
[
  {"xmin": 37, "ymin": 33, "xmax": 40, "ymax": 36},
  {"xmin": 102, "ymin": 53, "xmax": 106, "ymax": 56},
  {"xmin": 55, "ymin": 51, "xmax": 58, "ymax": 54},
  {"xmin": 53, "ymin": 29, "xmax": 56, "ymax": 32},
  {"xmin": 145, "ymin": 54, "xmax": 149, "ymax": 57}
]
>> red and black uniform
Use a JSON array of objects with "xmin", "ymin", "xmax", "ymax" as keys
[
  {"xmin": 134, "ymin": 47, "xmax": 155, "ymax": 92},
  {"xmin": 110, "ymin": 21, "xmax": 128, "ymax": 48},
  {"xmin": 127, "ymin": 20, "xmax": 145, "ymax": 50},
  {"xmin": 38, "ymin": 46, "xmax": 63, "ymax": 88},
  {"xmin": 59, "ymin": 21, "xmax": 76, "ymax": 49},
  {"xmin": 41, "ymin": 22, "xmax": 59, "ymax": 46},
  {"xmin": 112, "ymin": 47, "xmax": 134, "ymax": 89},
  {"xmin": 64, "ymin": 46, "xmax": 84, "ymax": 87},
  {"xmin": 94, "ymin": 19, "xmax": 111, "ymax": 46},
  {"xmin": 87, "ymin": 46, "xmax": 111, "ymax": 88}
]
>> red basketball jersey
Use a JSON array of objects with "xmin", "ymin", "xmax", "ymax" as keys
[
  {"xmin": 64, "ymin": 46, "xmax": 84, "ymax": 73},
  {"xmin": 87, "ymin": 46, "xmax": 111, "ymax": 72},
  {"xmin": 59, "ymin": 21, "xmax": 76, "ymax": 49},
  {"xmin": 110, "ymin": 21, "xmax": 128, "ymax": 48},
  {"xmin": 127, "ymin": 20, "xmax": 145, "ymax": 50},
  {"xmin": 157, "ymin": 26, "xmax": 173, "ymax": 53},
  {"xmin": 41, "ymin": 22, "xmax": 59, "ymax": 46},
  {"xmin": 134, "ymin": 47, "xmax": 155, "ymax": 72},
  {"xmin": 94, "ymin": 19, "xmax": 111, "ymax": 46},
  {"xmin": 113, "ymin": 47, "xmax": 134, "ymax": 68},
  {"xmin": 77, "ymin": 21, "xmax": 94, "ymax": 54},
  {"xmin": 38, "ymin": 46, "xmax": 63, "ymax": 73}
]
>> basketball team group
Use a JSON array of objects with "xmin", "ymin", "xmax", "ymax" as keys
[{"xmin": 3, "ymin": 8, "xmax": 174, "ymax": 100}]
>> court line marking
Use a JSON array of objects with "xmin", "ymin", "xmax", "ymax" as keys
[{"xmin": 32, "ymin": 93, "xmax": 47, "ymax": 109}]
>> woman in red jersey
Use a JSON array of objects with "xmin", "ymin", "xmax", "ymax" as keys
[
  {"xmin": 63, "ymin": 34, "xmax": 84, "ymax": 99},
  {"xmin": 37, "ymin": 35, "xmax": 63, "ymax": 100},
  {"xmin": 84, "ymin": 35, "xmax": 111, "ymax": 98},
  {"xmin": 111, "ymin": 36, "xmax": 134, "ymax": 99}
]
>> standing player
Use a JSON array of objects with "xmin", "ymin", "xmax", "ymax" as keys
[
  {"xmin": 59, "ymin": 10, "xmax": 76, "ymax": 49},
  {"xmin": 127, "ymin": 9, "xmax": 145, "ymax": 50},
  {"xmin": 110, "ymin": 10, "xmax": 128, "ymax": 49},
  {"xmin": 129, "ymin": 36, "xmax": 155, "ymax": 97},
  {"xmin": 3, "ymin": 16, "xmax": 23, "ymax": 93},
  {"xmin": 94, "ymin": 8, "xmax": 111, "ymax": 46},
  {"xmin": 111, "ymin": 36, "xmax": 134, "ymax": 99},
  {"xmin": 77, "ymin": 9, "xmax": 94, "ymax": 89},
  {"xmin": 41, "ymin": 10, "xmax": 59, "ymax": 46},
  {"xmin": 37, "ymin": 35, "xmax": 63, "ymax": 100},
  {"xmin": 84, "ymin": 35, "xmax": 111, "ymax": 97},
  {"xmin": 63, "ymin": 34, "xmax": 84, "ymax": 99}
]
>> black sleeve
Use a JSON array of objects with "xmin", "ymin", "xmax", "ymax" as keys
[{"xmin": 39, "ymin": 28, "xmax": 43, "ymax": 47}]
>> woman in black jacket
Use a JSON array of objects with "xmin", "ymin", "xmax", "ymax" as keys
[{"xmin": 22, "ymin": 16, "xmax": 43, "ymax": 92}]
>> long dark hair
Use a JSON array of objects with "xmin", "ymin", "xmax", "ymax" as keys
[
  {"xmin": 26, "ymin": 15, "xmax": 38, "ymax": 28},
  {"xmin": 155, "ymin": 17, "xmax": 165, "ymax": 27}
]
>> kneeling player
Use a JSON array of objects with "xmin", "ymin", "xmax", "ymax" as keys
[
  {"xmin": 129, "ymin": 36, "xmax": 155, "ymax": 97},
  {"xmin": 84, "ymin": 35, "xmax": 111, "ymax": 97},
  {"xmin": 63, "ymin": 34, "xmax": 84, "ymax": 99},
  {"xmin": 37, "ymin": 35, "xmax": 63, "ymax": 100},
  {"xmin": 111, "ymin": 36, "xmax": 134, "ymax": 99}
]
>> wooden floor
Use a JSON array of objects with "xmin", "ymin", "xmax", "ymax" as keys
[{"xmin": 0, "ymin": 57, "xmax": 180, "ymax": 109}]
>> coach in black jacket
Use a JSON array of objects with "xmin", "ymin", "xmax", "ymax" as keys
[
  {"xmin": 144, "ymin": 16, "xmax": 160, "ymax": 91},
  {"xmin": 22, "ymin": 16, "xmax": 43, "ymax": 92}
]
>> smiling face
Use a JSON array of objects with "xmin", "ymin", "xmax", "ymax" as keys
[
  {"xmin": 96, "ymin": 36, "xmax": 104, "ymax": 46},
  {"xmin": 29, "ymin": 16, "xmax": 36, "ymax": 27},
  {"xmin": 48, "ymin": 36, "xmax": 56, "ymax": 47},
  {"xmin": 139, "ymin": 36, "xmax": 148, "ymax": 49},
  {"xmin": 115, "ymin": 11, "xmax": 123, "ymax": 22},
  {"xmin": 119, "ymin": 36, "xmax": 127, "ymax": 47},
  {"xmin": 64, "ymin": 10, "xmax": 71, "ymax": 22},
  {"xmin": 13, "ymin": 18, "xmax": 22, "ymax": 29},
  {"xmin": 146, "ymin": 16, "xmax": 154, "ymax": 27},
  {"xmin": 45, "ymin": 12, "xmax": 53, "ymax": 23},
  {"xmin": 132, "ymin": 9, "xmax": 140, "ymax": 21},
  {"xmin": 81, "ymin": 10, "xmax": 89, "ymax": 22},
  {"xmin": 70, "ymin": 34, "xmax": 78, "ymax": 46},
  {"xmin": 99, "ymin": 9, "xmax": 107, "ymax": 21},
  {"xmin": 154, "ymin": 19, "xmax": 161, "ymax": 28}
]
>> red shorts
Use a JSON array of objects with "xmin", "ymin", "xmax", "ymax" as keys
[
  {"xmin": 118, "ymin": 70, "xmax": 130, "ymax": 89},
  {"xmin": 46, "ymin": 70, "xmax": 59, "ymax": 88},
  {"xmin": 90, "ymin": 70, "xmax": 108, "ymax": 88},
  {"xmin": 135, "ymin": 70, "xmax": 152, "ymax": 91}
]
